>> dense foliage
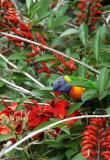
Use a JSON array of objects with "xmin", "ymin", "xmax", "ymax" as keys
[{"xmin": 0, "ymin": 0, "xmax": 110, "ymax": 159}]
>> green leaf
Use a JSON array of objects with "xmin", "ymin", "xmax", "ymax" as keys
[
  {"xmin": 65, "ymin": 149, "xmax": 75, "ymax": 159},
  {"xmin": 72, "ymin": 153, "xmax": 87, "ymax": 160},
  {"xmin": 0, "ymin": 134, "xmax": 14, "ymax": 142},
  {"xmin": 50, "ymin": 16, "xmax": 69, "ymax": 29},
  {"xmin": 8, "ymin": 53, "xmax": 26, "ymax": 60},
  {"xmin": 40, "ymin": 87, "xmax": 53, "ymax": 91},
  {"xmin": 26, "ymin": 0, "xmax": 32, "ymax": 10},
  {"xmin": 14, "ymin": 150, "xmax": 29, "ymax": 160},
  {"xmin": 60, "ymin": 28, "xmax": 78, "ymax": 37},
  {"xmin": 106, "ymin": 107, "xmax": 110, "ymax": 115},
  {"xmin": 99, "ymin": 90, "xmax": 110, "ymax": 100},
  {"xmin": 33, "ymin": 121, "xmax": 53, "ymax": 131},
  {"xmin": 29, "ymin": 3, "xmax": 41, "ymax": 19},
  {"xmin": 82, "ymin": 89, "xmax": 98, "ymax": 101},
  {"xmin": 55, "ymin": 4, "xmax": 68, "ymax": 17},
  {"xmin": 61, "ymin": 126, "xmax": 70, "ymax": 135},
  {"xmin": 93, "ymin": 32, "xmax": 101, "ymax": 63},
  {"xmin": 78, "ymin": 58, "xmax": 87, "ymax": 77},
  {"xmin": 97, "ymin": 68, "xmax": 110, "ymax": 95},
  {"xmin": 79, "ymin": 23, "xmax": 88, "ymax": 46},
  {"xmin": 49, "ymin": 158, "xmax": 58, "ymax": 160},
  {"xmin": 31, "ymin": 89, "xmax": 54, "ymax": 98},
  {"xmin": 38, "ymin": 0, "xmax": 52, "ymax": 19},
  {"xmin": 57, "ymin": 133, "xmax": 70, "ymax": 143},
  {"xmin": 0, "ymin": 82, "xmax": 4, "ymax": 87},
  {"xmin": 67, "ymin": 103, "xmax": 82, "ymax": 116},
  {"xmin": 36, "ymin": 55, "xmax": 55, "ymax": 62},
  {"xmin": 97, "ymin": 26, "xmax": 107, "ymax": 39}
]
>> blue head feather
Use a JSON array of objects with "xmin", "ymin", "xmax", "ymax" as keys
[{"xmin": 53, "ymin": 76, "xmax": 71, "ymax": 93}]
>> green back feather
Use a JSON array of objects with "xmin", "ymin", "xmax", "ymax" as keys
[{"xmin": 64, "ymin": 75, "xmax": 97, "ymax": 89}]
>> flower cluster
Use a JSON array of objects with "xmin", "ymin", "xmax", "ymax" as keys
[
  {"xmin": 0, "ymin": 100, "xmax": 24, "ymax": 136},
  {"xmin": 37, "ymin": 61, "xmax": 51, "ymax": 77},
  {"xmin": 36, "ymin": 55, "xmax": 76, "ymax": 78},
  {"xmin": 0, "ymin": 98, "xmax": 80, "ymax": 142},
  {"xmin": 76, "ymin": 0, "xmax": 102, "ymax": 31},
  {"xmin": 53, "ymin": 53, "xmax": 76, "ymax": 73},
  {"xmin": 0, "ymin": 0, "xmax": 47, "ymax": 57},
  {"xmin": 0, "ymin": 0, "xmax": 19, "ymax": 31},
  {"xmin": 81, "ymin": 118, "xmax": 110, "ymax": 160},
  {"xmin": 0, "ymin": 0, "xmax": 77, "ymax": 77},
  {"xmin": 36, "ymin": 56, "xmax": 76, "ymax": 77}
]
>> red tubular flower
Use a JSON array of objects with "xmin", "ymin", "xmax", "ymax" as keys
[
  {"xmin": 31, "ymin": 44, "xmax": 40, "ymax": 54},
  {"xmin": 64, "ymin": 60, "xmax": 76, "ymax": 71},
  {"xmin": 0, "ymin": 0, "xmax": 19, "ymax": 24},
  {"xmin": 37, "ymin": 62, "xmax": 51, "ymax": 75},
  {"xmin": 57, "ymin": 66, "xmax": 64, "ymax": 73},
  {"xmin": 81, "ymin": 118, "xmax": 110, "ymax": 160},
  {"xmin": 81, "ymin": 124, "xmax": 98, "ymax": 159},
  {"xmin": 50, "ymin": 99, "xmax": 70, "ymax": 119},
  {"xmin": 0, "ymin": 0, "xmax": 47, "ymax": 58},
  {"xmin": 26, "ymin": 53, "xmax": 37, "ymax": 58},
  {"xmin": 0, "ymin": 98, "xmax": 82, "ymax": 142},
  {"xmin": 90, "ymin": 118, "xmax": 106, "ymax": 128},
  {"xmin": 36, "ymin": 32, "xmax": 47, "ymax": 46},
  {"xmin": 76, "ymin": 0, "xmax": 102, "ymax": 31},
  {"xmin": 1, "ymin": 0, "xmax": 77, "ymax": 75},
  {"xmin": 68, "ymin": 110, "xmax": 80, "ymax": 125},
  {"xmin": 52, "ymin": 52, "xmax": 76, "ymax": 74},
  {"xmin": 0, "ymin": 126, "xmax": 11, "ymax": 135},
  {"xmin": 24, "ymin": 100, "xmax": 53, "ymax": 130},
  {"xmin": 20, "ymin": 22, "xmax": 30, "ymax": 32},
  {"xmin": 0, "ymin": 100, "xmax": 25, "ymax": 136}
]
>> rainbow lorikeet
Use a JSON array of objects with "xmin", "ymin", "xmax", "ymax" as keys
[{"xmin": 53, "ymin": 75, "xmax": 97, "ymax": 101}]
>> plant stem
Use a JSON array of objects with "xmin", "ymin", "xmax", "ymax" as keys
[{"xmin": 0, "ymin": 32, "xmax": 100, "ymax": 74}]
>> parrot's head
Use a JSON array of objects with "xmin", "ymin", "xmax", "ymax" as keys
[{"xmin": 52, "ymin": 75, "xmax": 72, "ymax": 96}]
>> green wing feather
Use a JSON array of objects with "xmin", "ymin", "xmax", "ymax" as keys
[{"xmin": 64, "ymin": 75, "xmax": 97, "ymax": 89}]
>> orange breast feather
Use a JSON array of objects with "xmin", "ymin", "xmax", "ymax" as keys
[{"xmin": 69, "ymin": 86, "xmax": 85, "ymax": 100}]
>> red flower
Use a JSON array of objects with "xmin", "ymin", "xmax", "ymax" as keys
[
  {"xmin": 37, "ymin": 62, "xmax": 51, "ymax": 75},
  {"xmin": 26, "ymin": 53, "xmax": 37, "ymax": 58},
  {"xmin": 0, "ymin": 0, "xmax": 19, "ymax": 25},
  {"xmin": 68, "ymin": 110, "xmax": 80, "ymax": 125},
  {"xmin": 0, "ymin": 99, "xmax": 17, "ymax": 119},
  {"xmin": 52, "ymin": 106, "xmax": 66, "ymax": 119},
  {"xmin": 76, "ymin": 0, "xmax": 102, "ymax": 31},
  {"xmin": 0, "ymin": 100, "xmax": 24, "ymax": 135},
  {"xmin": 31, "ymin": 44, "xmax": 40, "ymax": 54},
  {"xmin": 64, "ymin": 60, "xmax": 76, "ymax": 71},
  {"xmin": 81, "ymin": 118, "xmax": 110, "ymax": 160},
  {"xmin": 0, "ymin": 126, "xmax": 11, "ymax": 135},
  {"xmin": 8, "ymin": 102, "xmax": 17, "ymax": 111},
  {"xmin": 24, "ymin": 100, "xmax": 53, "ymax": 130},
  {"xmin": 20, "ymin": 22, "xmax": 30, "ymax": 32},
  {"xmin": 50, "ymin": 99, "xmax": 70, "ymax": 119}
]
